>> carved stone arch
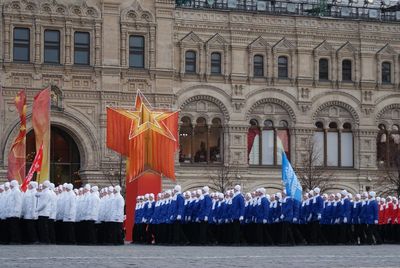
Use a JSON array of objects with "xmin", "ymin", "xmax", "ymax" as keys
[
  {"xmin": 324, "ymin": 183, "xmax": 359, "ymax": 195},
  {"xmin": 312, "ymin": 101, "xmax": 360, "ymax": 126},
  {"xmin": 246, "ymin": 87, "xmax": 298, "ymax": 105},
  {"xmin": 179, "ymin": 113, "xmax": 195, "ymax": 125},
  {"xmin": 180, "ymin": 95, "xmax": 230, "ymax": 123},
  {"xmin": 376, "ymin": 103, "xmax": 400, "ymax": 121},
  {"xmin": 4, "ymin": 0, "xmax": 38, "ymax": 14},
  {"xmin": 246, "ymin": 98, "xmax": 297, "ymax": 124},
  {"xmin": 121, "ymin": 1, "xmax": 154, "ymax": 23}
]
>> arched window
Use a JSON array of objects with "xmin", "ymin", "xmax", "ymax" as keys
[
  {"xmin": 319, "ymin": 58, "xmax": 329, "ymax": 80},
  {"xmin": 342, "ymin": 59, "xmax": 352, "ymax": 81},
  {"xmin": 378, "ymin": 124, "xmax": 400, "ymax": 167},
  {"xmin": 253, "ymin": 55, "xmax": 264, "ymax": 77},
  {"xmin": 185, "ymin": 50, "xmax": 196, "ymax": 73},
  {"xmin": 179, "ymin": 116, "xmax": 224, "ymax": 164},
  {"xmin": 179, "ymin": 117, "xmax": 193, "ymax": 163},
  {"xmin": 313, "ymin": 121, "xmax": 353, "ymax": 167},
  {"xmin": 211, "ymin": 52, "xmax": 221, "ymax": 74},
  {"xmin": 382, "ymin": 62, "xmax": 391, "ymax": 84},
  {"xmin": 278, "ymin": 56, "xmax": 288, "ymax": 78},
  {"xmin": 26, "ymin": 126, "xmax": 81, "ymax": 187},
  {"xmin": 248, "ymin": 119, "xmax": 290, "ymax": 166}
]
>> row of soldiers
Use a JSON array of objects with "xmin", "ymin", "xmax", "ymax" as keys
[
  {"xmin": 0, "ymin": 180, "xmax": 125, "ymax": 245},
  {"xmin": 133, "ymin": 185, "xmax": 396, "ymax": 246}
]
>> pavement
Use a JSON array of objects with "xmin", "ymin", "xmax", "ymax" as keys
[{"xmin": 0, "ymin": 244, "xmax": 398, "ymax": 268}]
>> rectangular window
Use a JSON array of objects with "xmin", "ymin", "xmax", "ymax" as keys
[
  {"xmin": 342, "ymin": 60, "xmax": 352, "ymax": 81},
  {"xmin": 44, "ymin": 30, "xmax": 60, "ymax": 64},
  {"xmin": 13, "ymin": 28, "xmax": 30, "ymax": 62},
  {"xmin": 382, "ymin": 62, "xmax": 391, "ymax": 84},
  {"xmin": 278, "ymin": 56, "xmax": 288, "ymax": 78},
  {"xmin": 341, "ymin": 132, "xmax": 353, "ymax": 167},
  {"xmin": 74, "ymin": 32, "xmax": 90, "ymax": 65},
  {"xmin": 327, "ymin": 132, "xmax": 339, "ymax": 166},
  {"xmin": 211, "ymin": 52, "xmax": 221, "ymax": 74},
  {"xmin": 313, "ymin": 132, "xmax": 324, "ymax": 166},
  {"xmin": 129, "ymin": 35, "xmax": 145, "ymax": 68},
  {"xmin": 254, "ymin": 55, "xmax": 264, "ymax": 77},
  {"xmin": 319, "ymin": 59, "xmax": 329, "ymax": 80},
  {"xmin": 185, "ymin": 51, "xmax": 196, "ymax": 73},
  {"xmin": 249, "ymin": 132, "xmax": 260, "ymax": 165},
  {"xmin": 262, "ymin": 130, "xmax": 274, "ymax": 165}
]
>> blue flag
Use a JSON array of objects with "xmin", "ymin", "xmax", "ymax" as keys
[{"xmin": 281, "ymin": 152, "xmax": 302, "ymax": 202}]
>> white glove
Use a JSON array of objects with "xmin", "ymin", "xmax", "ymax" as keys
[
  {"xmin": 150, "ymin": 219, "xmax": 153, "ymax": 223},
  {"xmin": 170, "ymin": 216, "xmax": 173, "ymax": 220},
  {"xmin": 388, "ymin": 218, "xmax": 391, "ymax": 224},
  {"xmin": 317, "ymin": 214, "xmax": 321, "ymax": 220},
  {"xmin": 188, "ymin": 216, "xmax": 191, "ymax": 221},
  {"xmin": 239, "ymin": 216, "xmax": 244, "ymax": 221},
  {"xmin": 275, "ymin": 219, "xmax": 279, "ymax": 223},
  {"xmin": 213, "ymin": 217, "xmax": 216, "ymax": 222},
  {"xmin": 177, "ymin": 215, "xmax": 182, "ymax": 220},
  {"xmin": 263, "ymin": 219, "xmax": 267, "ymax": 224},
  {"xmin": 280, "ymin": 214, "xmax": 284, "ymax": 220},
  {"xmin": 225, "ymin": 219, "xmax": 229, "ymax": 223},
  {"xmin": 196, "ymin": 217, "xmax": 199, "ymax": 222},
  {"xmin": 307, "ymin": 214, "xmax": 312, "ymax": 221},
  {"xmin": 374, "ymin": 220, "xmax": 378, "ymax": 224},
  {"xmin": 335, "ymin": 219, "xmax": 339, "ymax": 224},
  {"xmin": 343, "ymin": 217, "xmax": 347, "ymax": 224},
  {"xmin": 204, "ymin": 216, "xmax": 208, "ymax": 222},
  {"xmin": 142, "ymin": 217, "xmax": 146, "ymax": 223},
  {"xmin": 218, "ymin": 219, "xmax": 222, "ymax": 224},
  {"xmin": 293, "ymin": 218, "xmax": 297, "ymax": 223}
]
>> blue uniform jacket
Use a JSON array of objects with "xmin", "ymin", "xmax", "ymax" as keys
[
  {"xmin": 231, "ymin": 193, "xmax": 245, "ymax": 220},
  {"xmin": 282, "ymin": 197, "xmax": 294, "ymax": 222},
  {"xmin": 311, "ymin": 196, "xmax": 324, "ymax": 221},
  {"xmin": 366, "ymin": 199, "xmax": 378, "ymax": 224}
]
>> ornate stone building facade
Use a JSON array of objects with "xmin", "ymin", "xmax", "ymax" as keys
[{"xmin": 0, "ymin": 0, "xmax": 399, "ymax": 194}]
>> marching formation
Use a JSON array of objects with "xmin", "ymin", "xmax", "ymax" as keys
[
  {"xmin": 0, "ymin": 180, "xmax": 125, "ymax": 245},
  {"xmin": 134, "ymin": 185, "xmax": 400, "ymax": 246}
]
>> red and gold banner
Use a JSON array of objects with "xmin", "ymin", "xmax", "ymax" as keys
[
  {"xmin": 7, "ymin": 90, "xmax": 27, "ymax": 183},
  {"xmin": 32, "ymin": 88, "xmax": 51, "ymax": 183},
  {"xmin": 106, "ymin": 90, "xmax": 179, "ymax": 241},
  {"xmin": 21, "ymin": 143, "xmax": 43, "ymax": 192}
]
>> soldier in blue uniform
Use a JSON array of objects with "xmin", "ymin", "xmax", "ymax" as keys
[
  {"xmin": 231, "ymin": 185, "xmax": 245, "ymax": 245},
  {"xmin": 280, "ymin": 190, "xmax": 295, "ymax": 245},
  {"xmin": 366, "ymin": 191, "xmax": 382, "ymax": 244},
  {"xmin": 310, "ymin": 188, "xmax": 325, "ymax": 244}
]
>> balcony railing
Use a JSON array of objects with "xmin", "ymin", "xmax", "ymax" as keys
[{"xmin": 175, "ymin": 0, "xmax": 400, "ymax": 23}]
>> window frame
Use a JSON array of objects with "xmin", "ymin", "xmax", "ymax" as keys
[
  {"xmin": 44, "ymin": 29, "xmax": 61, "ymax": 64},
  {"xmin": 341, "ymin": 59, "xmax": 352, "ymax": 82},
  {"xmin": 278, "ymin": 56, "xmax": 289, "ymax": 79},
  {"xmin": 185, "ymin": 50, "xmax": 197, "ymax": 74},
  {"xmin": 253, "ymin": 54, "xmax": 264, "ymax": 77},
  {"xmin": 129, "ymin": 35, "xmax": 145, "ymax": 69},
  {"xmin": 318, "ymin": 58, "xmax": 329, "ymax": 81},
  {"xmin": 13, "ymin": 27, "xmax": 30, "ymax": 63},
  {"xmin": 74, "ymin": 31, "xmax": 90, "ymax": 66},
  {"xmin": 381, "ymin": 61, "xmax": 391, "ymax": 84},
  {"xmin": 210, "ymin": 52, "xmax": 222, "ymax": 75}
]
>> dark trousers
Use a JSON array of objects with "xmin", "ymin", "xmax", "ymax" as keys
[
  {"xmin": 110, "ymin": 222, "xmax": 124, "ymax": 245},
  {"xmin": 199, "ymin": 221, "xmax": 208, "ymax": 245},
  {"xmin": 6, "ymin": 217, "xmax": 21, "ymax": 244},
  {"xmin": 63, "ymin": 222, "xmax": 76, "ymax": 244},
  {"xmin": 281, "ymin": 221, "xmax": 295, "ymax": 245},
  {"xmin": 55, "ymin": 221, "xmax": 64, "ymax": 244},
  {"xmin": 310, "ymin": 221, "xmax": 325, "ymax": 244},
  {"xmin": 82, "ymin": 220, "xmax": 96, "ymax": 244},
  {"xmin": 22, "ymin": 219, "xmax": 38, "ymax": 244},
  {"xmin": 231, "ymin": 220, "xmax": 241, "ymax": 245},
  {"xmin": 37, "ymin": 216, "xmax": 50, "ymax": 244},
  {"xmin": 173, "ymin": 221, "xmax": 188, "ymax": 244},
  {"xmin": 48, "ymin": 219, "xmax": 56, "ymax": 244},
  {"xmin": 366, "ymin": 224, "xmax": 382, "ymax": 245}
]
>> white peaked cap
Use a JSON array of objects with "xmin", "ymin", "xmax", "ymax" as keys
[
  {"xmin": 362, "ymin": 192, "xmax": 368, "ymax": 197},
  {"xmin": 196, "ymin": 189, "xmax": 202, "ymax": 195},
  {"xmin": 66, "ymin": 184, "xmax": 73, "ymax": 190},
  {"xmin": 309, "ymin": 190, "xmax": 314, "ymax": 195},
  {"xmin": 91, "ymin": 186, "xmax": 98, "ymax": 192},
  {"xmin": 218, "ymin": 193, "xmax": 224, "ymax": 198},
  {"xmin": 234, "ymin": 185, "xmax": 241, "ymax": 191},
  {"xmin": 276, "ymin": 192, "xmax": 282, "ymax": 199},
  {"xmin": 376, "ymin": 197, "xmax": 381, "ymax": 202},
  {"xmin": 108, "ymin": 186, "xmax": 114, "ymax": 192},
  {"xmin": 63, "ymin": 183, "xmax": 68, "ymax": 188},
  {"xmin": 336, "ymin": 193, "xmax": 342, "ymax": 198},
  {"xmin": 115, "ymin": 185, "xmax": 121, "ymax": 192},
  {"xmin": 341, "ymin": 190, "xmax": 348, "ymax": 196},
  {"xmin": 0, "ymin": 185, "xmax": 4, "ymax": 190},
  {"xmin": 144, "ymin": 193, "xmax": 149, "ymax": 199},
  {"xmin": 266, "ymin": 194, "xmax": 271, "ymax": 200},
  {"xmin": 166, "ymin": 190, "xmax": 172, "ymax": 195},
  {"xmin": 50, "ymin": 183, "xmax": 55, "ymax": 190},
  {"xmin": 348, "ymin": 193, "xmax": 353, "ymax": 199},
  {"xmin": 314, "ymin": 187, "xmax": 320, "ymax": 194},
  {"xmin": 369, "ymin": 191, "xmax": 376, "ymax": 197},
  {"xmin": 84, "ymin": 184, "xmax": 91, "ymax": 190},
  {"xmin": 43, "ymin": 180, "xmax": 51, "ymax": 188},
  {"xmin": 174, "ymin": 185, "xmax": 182, "ymax": 192},
  {"xmin": 355, "ymin": 194, "xmax": 361, "ymax": 199},
  {"xmin": 203, "ymin": 186, "xmax": 210, "ymax": 193},
  {"xmin": 4, "ymin": 182, "xmax": 10, "ymax": 188},
  {"xmin": 283, "ymin": 189, "xmax": 287, "ymax": 195},
  {"xmin": 259, "ymin": 188, "xmax": 266, "ymax": 194},
  {"xmin": 149, "ymin": 193, "xmax": 154, "ymax": 198},
  {"xmin": 29, "ymin": 181, "xmax": 37, "ymax": 187},
  {"xmin": 10, "ymin": 180, "xmax": 19, "ymax": 187},
  {"xmin": 322, "ymin": 193, "xmax": 328, "ymax": 198},
  {"xmin": 245, "ymin": 193, "xmax": 252, "ymax": 198},
  {"xmin": 157, "ymin": 193, "xmax": 162, "ymax": 198}
]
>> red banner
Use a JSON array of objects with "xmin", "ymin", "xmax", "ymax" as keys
[
  {"xmin": 32, "ymin": 88, "xmax": 51, "ymax": 183},
  {"xmin": 21, "ymin": 143, "xmax": 43, "ymax": 192},
  {"xmin": 7, "ymin": 90, "xmax": 27, "ymax": 183}
]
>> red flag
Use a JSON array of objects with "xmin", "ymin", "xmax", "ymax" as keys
[
  {"xmin": 7, "ymin": 90, "xmax": 27, "ymax": 183},
  {"xmin": 21, "ymin": 144, "xmax": 43, "ymax": 192},
  {"xmin": 32, "ymin": 87, "xmax": 51, "ymax": 183}
]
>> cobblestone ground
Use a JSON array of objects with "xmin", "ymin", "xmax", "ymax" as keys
[{"xmin": 0, "ymin": 244, "xmax": 398, "ymax": 268}]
